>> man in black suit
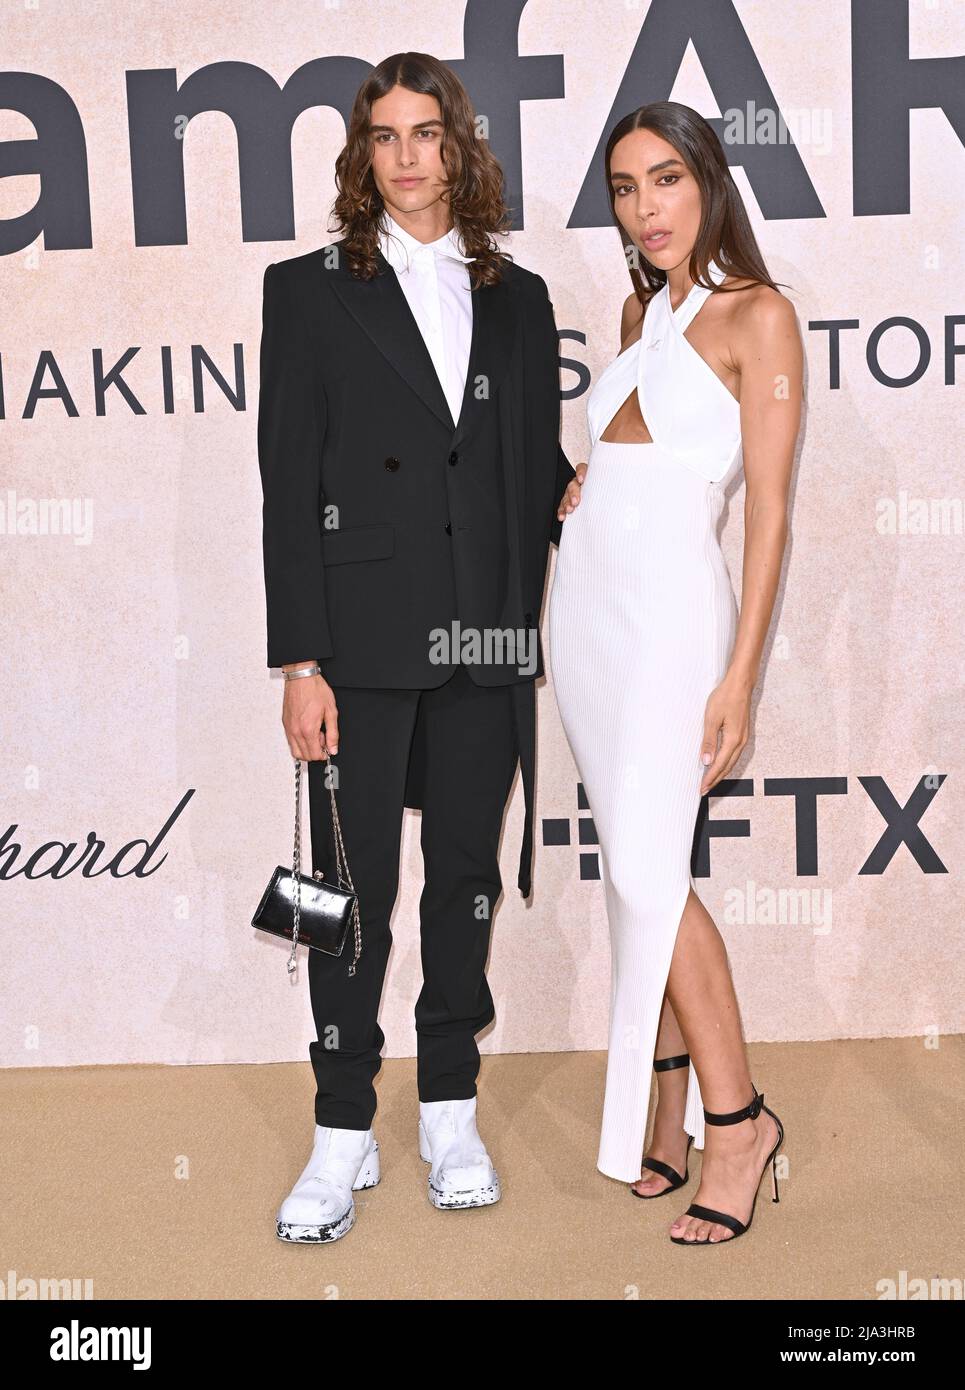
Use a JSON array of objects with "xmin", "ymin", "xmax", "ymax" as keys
[{"xmin": 257, "ymin": 53, "xmax": 575, "ymax": 1243}]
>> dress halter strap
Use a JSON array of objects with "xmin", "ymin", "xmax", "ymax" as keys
[
  {"xmin": 584, "ymin": 252, "xmax": 741, "ymax": 486},
  {"xmin": 666, "ymin": 257, "xmax": 728, "ymax": 334}
]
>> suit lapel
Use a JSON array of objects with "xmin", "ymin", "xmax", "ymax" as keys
[
  {"xmin": 328, "ymin": 249, "xmax": 453, "ymax": 432},
  {"xmin": 325, "ymin": 246, "xmax": 517, "ymax": 443},
  {"xmin": 451, "ymin": 270, "xmax": 517, "ymax": 448}
]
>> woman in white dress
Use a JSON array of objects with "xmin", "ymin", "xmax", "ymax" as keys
[{"xmin": 548, "ymin": 102, "xmax": 803, "ymax": 1245}]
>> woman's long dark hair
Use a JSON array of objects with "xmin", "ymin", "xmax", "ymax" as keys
[
  {"xmin": 331, "ymin": 52, "xmax": 512, "ymax": 286},
  {"xmin": 604, "ymin": 101, "xmax": 783, "ymax": 309}
]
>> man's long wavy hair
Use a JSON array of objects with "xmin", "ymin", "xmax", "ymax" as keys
[
  {"xmin": 331, "ymin": 52, "xmax": 512, "ymax": 286},
  {"xmin": 604, "ymin": 101, "xmax": 783, "ymax": 310}
]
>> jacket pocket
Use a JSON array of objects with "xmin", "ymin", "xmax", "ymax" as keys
[{"xmin": 320, "ymin": 522, "xmax": 395, "ymax": 566}]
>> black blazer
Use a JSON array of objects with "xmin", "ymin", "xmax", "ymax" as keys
[{"xmin": 257, "ymin": 238, "xmax": 575, "ymax": 893}]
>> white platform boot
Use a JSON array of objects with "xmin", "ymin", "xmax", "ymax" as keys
[
  {"xmin": 418, "ymin": 1097, "xmax": 501, "ymax": 1210},
  {"xmin": 276, "ymin": 1125, "xmax": 380, "ymax": 1243}
]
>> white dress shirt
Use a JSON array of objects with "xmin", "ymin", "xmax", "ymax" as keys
[{"xmin": 378, "ymin": 210, "xmax": 475, "ymax": 428}]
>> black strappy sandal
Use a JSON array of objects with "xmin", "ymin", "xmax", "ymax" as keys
[
  {"xmin": 631, "ymin": 1053, "xmax": 694, "ymax": 1200},
  {"xmin": 669, "ymin": 1083, "xmax": 784, "ymax": 1244}
]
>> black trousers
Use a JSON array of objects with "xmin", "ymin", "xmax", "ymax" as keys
[{"xmin": 305, "ymin": 665, "xmax": 519, "ymax": 1130}]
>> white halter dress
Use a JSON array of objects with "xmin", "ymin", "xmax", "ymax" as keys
[{"xmin": 548, "ymin": 258, "xmax": 742, "ymax": 1182}]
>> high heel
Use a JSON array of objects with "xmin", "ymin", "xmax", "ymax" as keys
[
  {"xmin": 670, "ymin": 1083, "xmax": 784, "ymax": 1245},
  {"xmin": 632, "ymin": 1053, "xmax": 694, "ymax": 1200}
]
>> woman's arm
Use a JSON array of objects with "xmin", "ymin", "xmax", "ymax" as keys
[
  {"xmin": 700, "ymin": 287, "xmax": 803, "ymax": 793},
  {"xmin": 730, "ymin": 289, "xmax": 802, "ymax": 687},
  {"xmin": 557, "ymin": 290, "xmax": 644, "ymax": 521}
]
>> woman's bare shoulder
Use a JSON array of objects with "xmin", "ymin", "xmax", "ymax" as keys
[
  {"xmin": 727, "ymin": 279, "xmax": 800, "ymax": 347},
  {"xmin": 723, "ymin": 279, "xmax": 802, "ymax": 381},
  {"xmin": 726, "ymin": 277, "xmax": 797, "ymax": 323}
]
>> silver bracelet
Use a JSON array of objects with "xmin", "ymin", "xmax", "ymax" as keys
[{"xmin": 283, "ymin": 665, "xmax": 321, "ymax": 681}]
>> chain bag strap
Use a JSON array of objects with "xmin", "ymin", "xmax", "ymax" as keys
[
  {"xmin": 251, "ymin": 759, "xmax": 359, "ymax": 977},
  {"xmin": 289, "ymin": 756, "xmax": 361, "ymax": 978}
]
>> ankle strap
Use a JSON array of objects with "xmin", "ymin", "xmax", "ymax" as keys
[
  {"xmin": 703, "ymin": 1086, "xmax": 764, "ymax": 1125},
  {"xmin": 653, "ymin": 1053, "xmax": 690, "ymax": 1073}
]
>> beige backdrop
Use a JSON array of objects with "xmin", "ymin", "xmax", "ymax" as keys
[{"xmin": 2, "ymin": 1, "xmax": 962, "ymax": 1075}]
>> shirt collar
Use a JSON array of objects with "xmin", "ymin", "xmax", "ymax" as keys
[{"xmin": 379, "ymin": 211, "xmax": 475, "ymax": 272}]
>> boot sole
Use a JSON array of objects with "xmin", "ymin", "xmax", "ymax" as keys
[
  {"xmin": 418, "ymin": 1124, "xmax": 500, "ymax": 1208},
  {"xmin": 276, "ymin": 1143, "xmax": 380, "ymax": 1242},
  {"xmin": 276, "ymin": 1205, "xmax": 356, "ymax": 1243},
  {"xmin": 426, "ymin": 1164, "xmax": 501, "ymax": 1210}
]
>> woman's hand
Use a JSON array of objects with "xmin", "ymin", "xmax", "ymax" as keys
[
  {"xmin": 699, "ymin": 673, "xmax": 753, "ymax": 794},
  {"xmin": 557, "ymin": 462, "xmax": 588, "ymax": 520}
]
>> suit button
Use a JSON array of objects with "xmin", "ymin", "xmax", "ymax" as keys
[
  {"xmin": 444, "ymin": 522, "xmax": 452, "ymax": 535},
  {"xmin": 384, "ymin": 456, "xmax": 400, "ymax": 471},
  {"xmin": 448, "ymin": 451, "xmax": 458, "ymax": 466}
]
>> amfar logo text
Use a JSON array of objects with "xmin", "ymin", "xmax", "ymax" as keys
[{"xmin": 2, "ymin": 0, "xmax": 962, "ymax": 255}]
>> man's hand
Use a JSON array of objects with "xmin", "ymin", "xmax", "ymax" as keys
[
  {"xmin": 556, "ymin": 462, "xmax": 588, "ymax": 521},
  {"xmin": 282, "ymin": 667, "xmax": 339, "ymax": 760}
]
